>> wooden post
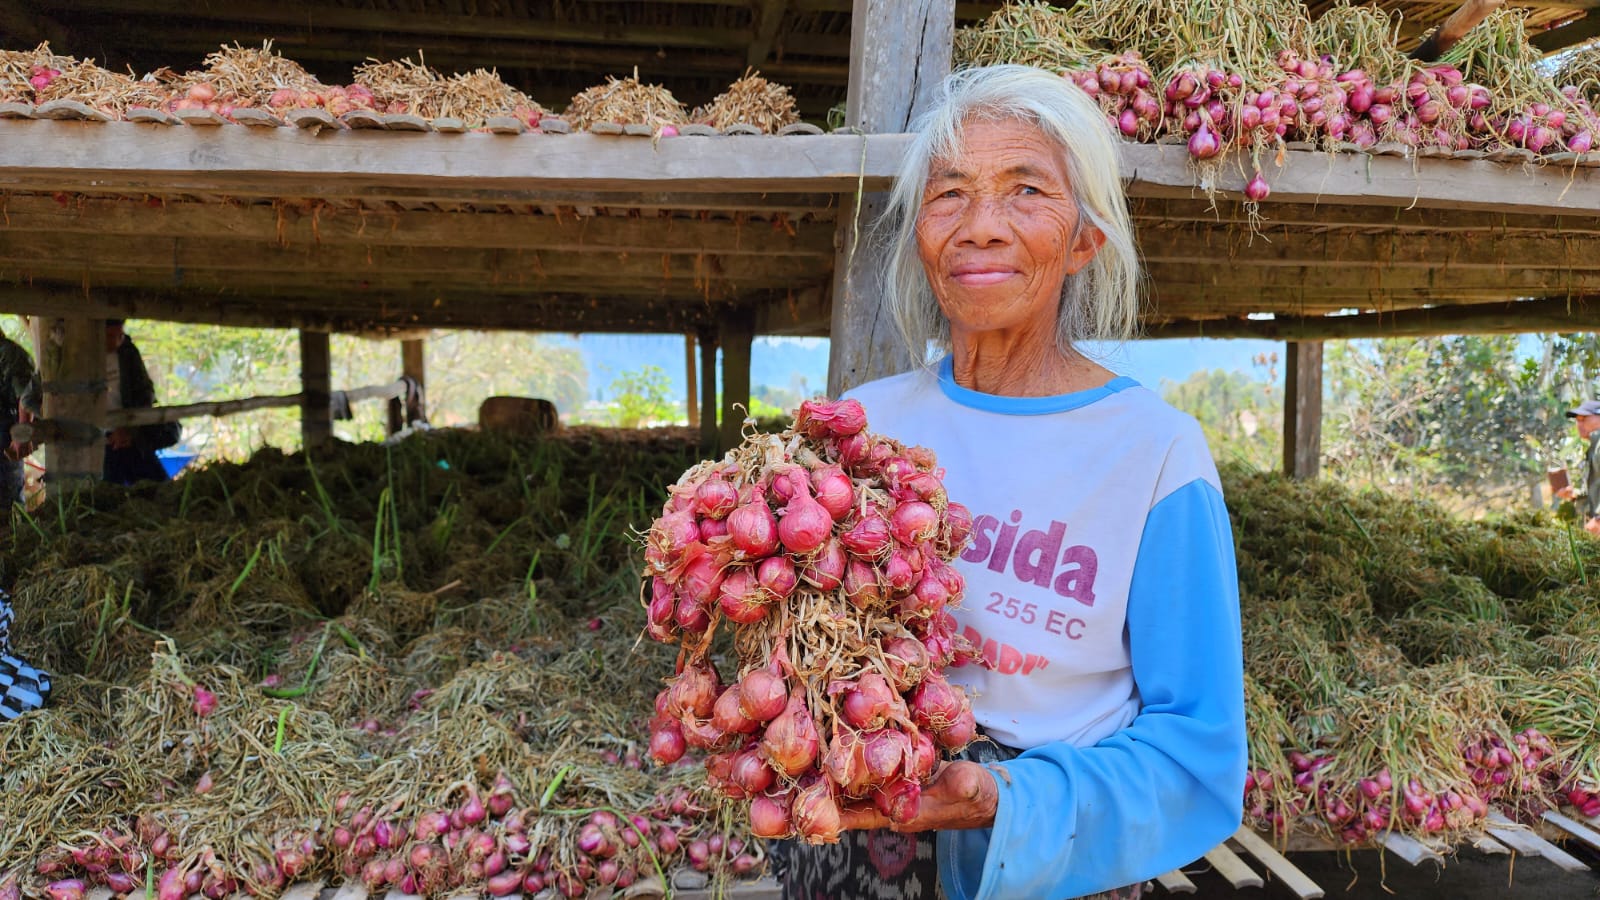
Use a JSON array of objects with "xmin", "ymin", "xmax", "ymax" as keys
[
  {"xmin": 825, "ymin": 0, "xmax": 956, "ymax": 396},
  {"xmin": 37, "ymin": 315, "xmax": 106, "ymax": 497},
  {"xmin": 698, "ymin": 328, "xmax": 719, "ymax": 453},
  {"xmin": 685, "ymin": 334, "xmax": 700, "ymax": 429},
  {"xmin": 300, "ymin": 329, "xmax": 332, "ymax": 451},
  {"xmin": 1282, "ymin": 341, "xmax": 1323, "ymax": 480},
  {"xmin": 719, "ymin": 311, "xmax": 754, "ymax": 453},
  {"xmin": 388, "ymin": 337, "xmax": 426, "ymax": 434}
]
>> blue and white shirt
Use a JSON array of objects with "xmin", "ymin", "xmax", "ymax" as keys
[{"xmin": 847, "ymin": 357, "xmax": 1246, "ymax": 900}]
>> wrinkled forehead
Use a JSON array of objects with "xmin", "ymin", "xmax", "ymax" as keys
[{"xmin": 925, "ymin": 111, "xmax": 1064, "ymax": 172}]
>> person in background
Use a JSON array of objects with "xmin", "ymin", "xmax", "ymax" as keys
[
  {"xmin": 1, "ymin": 329, "xmax": 43, "ymax": 507},
  {"xmin": 103, "ymin": 319, "xmax": 172, "ymax": 486},
  {"xmin": 1409, "ymin": 0, "xmax": 1505, "ymax": 62},
  {"xmin": 1556, "ymin": 399, "xmax": 1600, "ymax": 536}
]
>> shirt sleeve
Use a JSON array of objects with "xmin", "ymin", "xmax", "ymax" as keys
[{"xmin": 938, "ymin": 477, "xmax": 1247, "ymax": 900}]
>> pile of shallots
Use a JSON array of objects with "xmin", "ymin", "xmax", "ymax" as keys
[{"xmin": 641, "ymin": 399, "xmax": 981, "ymax": 844}]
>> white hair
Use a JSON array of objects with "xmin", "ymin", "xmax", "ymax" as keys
[{"xmin": 880, "ymin": 64, "xmax": 1142, "ymax": 364}]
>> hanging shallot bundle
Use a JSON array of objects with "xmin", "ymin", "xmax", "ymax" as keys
[{"xmin": 641, "ymin": 399, "xmax": 981, "ymax": 844}]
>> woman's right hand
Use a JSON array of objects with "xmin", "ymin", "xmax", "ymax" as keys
[{"xmin": 1557, "ymin": 485, "xmax": 1577, "ymax": 501}]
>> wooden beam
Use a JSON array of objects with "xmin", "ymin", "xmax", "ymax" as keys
[
  {"xmin": 1144, "ymin": 296, "xmax": 1600, "ymax": 340},
  {"xmin": 698, "ymin": 327, "xmax": 719, "ymax": 452},
  {"xmin": 300, "ymin": 330, "xmax": 331, "ymax": 451},
  {"xmin": 1533, "ymin": 13, "xmax": 1600, "ymax": 52},
  {"xmin": 719, "ymin": 309, "xmax": 754, "ymax": 452},
  {"xmin": 0, "ymin": 0, "xmax": 70, "ymax": 47},
  {"xmin": 37, "ymin": 0, "xmax": 796, "ymax": 53},
  {"xmin": 826, "ymin": 0, "xmax": 955, "ymax": 395},
  {"xmin": 1120, "ymin": 142, "xmax": 1600, "ymax": 217},
  {"xmin": 0, "ymin": 235, "xmax": 832, "ymax": 285},
  {"xmin": 0, "ymin": 123, "xmax": 907, "ymax": 202},
  {"xmin": 1136, "ymin": 228, "xmax": 1600, "ymax": 271},
  {"xmin": 389, "ymin": 338, "xmax": 425, "ymax": 433},
  {"xmin": 6, "ymin": 124, "xmax": 1600, "ymax": 219},
  {"xmin": 37, "ymin": 315, "xmax": 105, "ymax": 493},
  {"xmin": 105, "ymin": 379, "xmax": 404, "ymax": 427},
  {"xmin": 748, "ymin": 0, "xmax": 791, "ymax": 66},
  {"xmin": 684, "ymin": 333, "xmax": 699, "ymax": 430},
  {"xmin": 0, "ymin": 196, "xmax": 836, "ymax": 257},
  {"xmin": 1143, "ymin": 262, "xmax": 1600, "ymax": 297},
  {"xmin": 1129, "ymin": 198, "xmax": 1600, "ymax": 237},
  {"xmin": 1282, "ymin": 341, "xmax": 1322, "ymax": 481}
]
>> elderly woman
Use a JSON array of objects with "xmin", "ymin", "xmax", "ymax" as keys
[{"xmin": 778, "ymin": 65, "xmax": 1246, "ymax": 900}]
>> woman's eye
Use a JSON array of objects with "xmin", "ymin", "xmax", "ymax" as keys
[
  {"xmin": 1019, "ymin": 185, "xmax": 1041, "ymax": 195},
  {"xmin": 939, "ymin": 189, "xmax": 960, "ymax": 200}
]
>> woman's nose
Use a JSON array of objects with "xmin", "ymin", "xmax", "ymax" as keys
[{"xmin": 954, "ymin": 196, "xmax": 1010, "ymax": 247}]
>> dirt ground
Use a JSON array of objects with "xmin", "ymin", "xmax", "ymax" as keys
[{"xmin": 1185, "ymin": 845, "xmax": 1600, "ymax": 899}]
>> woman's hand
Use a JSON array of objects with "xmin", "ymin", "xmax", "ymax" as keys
[
  {"xmin": 1557, "ymin": 485, "xmax": 1577, "ymax": 501},
  {"xmin": 838, "ymin": 760, "xmax": 1000, "ymax": 833}
]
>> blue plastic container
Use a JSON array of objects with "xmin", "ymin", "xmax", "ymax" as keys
[{"xmin": 156, "ymin": 449, "xmax": 198, "ymax": 478}]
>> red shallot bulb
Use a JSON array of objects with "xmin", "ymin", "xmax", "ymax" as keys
[
  {"xmin": 909, "ymin": 671, "xmax": 964, "ymax": 730},
  {"xmin": 666, "ymin": 661, "xmax": 720, "ymax": 719},
  {"xmin": 732, "ymin": 749, "xmax": 777, "ymax": 794},
  {"xmin": 890, "ymin": 501, "xmax": 940, "ymax": 546},
  {"xmin": 861, "ymin": 728, "xmax": 913, "ymax": 782},
  {"xmin": 841, "ymin": 673, "xmax": 899, "ymax": 730},
  {"xmin": 842, "ymin": 558, "xmax": 884, "ymax": 609},
  {"xmin": 718, "ymin": 566, "xmax": 769, "ymax": 624},
  {"xmin": 761, "ymin": 688, "xmax": 821, "ymax": 776},
  {"xmin": 694, "ymin": 477, "xmax": 739, "ymax": 519},
  {"xmin": 822, "ymin": 728, "xmax": 876, "ymax": 795},
  {"xmin": 749, "ymin": 790, "xmax": 794, "ymax": 838},
  {"xmin": 811, "ymin": 465, "xmax": 855, "ymax": 521},
  {"xmin": 756, "ymin": 555, "xmax": 799, "ymax": 600},
  {"xmin": 874, "ymin": 777, "xmax": 922, "ymax": 824},
  {"xmin": 796, "ymin": 398, "xmax": 867, "ymax": 440},
  {"xmin": 801, "ymin": 538, "xmax": 847, "ymax": 591},
  {"xmin": 192, "ymin": 685, "xmax": 218, "ymax": 717},
  {"xmin": 727, "ymin": 489, "xmax": 780, "ymax": 557},
  {"xmin": 840, "ymin": 504, "xmax": 893, "ymax": 559},
  {"xmin": 792, "ymin": 779, "xmax": 843, "ymax": 844},
  {"xmin": 779, "ymin": 490, "xmax": 833, "ymax": 555},
  {"xmin": 1188, "ymin": 123, "xmax": 1221, "ymax": 159},
  {"xmin": 1245, "ymin": 171, "xmax": 1271, "ymax": 202},
  {"xmin": 739, "ymin": 659, "xmax": 788, "ymax": 722},
  {"xmin": 712, "ymin": 685, "xmax": 761, "ymax": 735},
  {"xmin": 679, "ymin": 547, "xmax": 726, "ymax": 607}
]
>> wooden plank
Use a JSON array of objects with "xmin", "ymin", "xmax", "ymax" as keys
[
  {"xmin": 719, "ymin": 309, "xmax": 754, "ymax": 452},
  {"xmin": 698, "ymin": 328, "xmax": 718, "ymax": 452},
  {"xmin": 106, "ymin": 392, "xmax": 302, "ymax": 427},
  {"xmin": 1229, "ymin": 827, "xmax": 1325, "ymax": 899},
  {"xmin": 1473, "ymin": 835, "xmax": 1513, "ymax": 855},
  {"xmin": 300, "ymin": 330, "xmax": 332, "ymax": 451},
  {"xmin": 1130, "ymin": 199, "xmax": 1600, "ymax": 237},
  {"xmin": 0, "ymin": 195, "xmax": 835, "ymax": 256},
  {"xmin": 1374, "ymin": 831, "xmax": 1444, "ymax": 866},
  {"xmin": 1119, "ymin": 142, "xmax": 1600, "ymax": 217},
  {"xmin": 0, "ymin": 123, "xmax": 908, "ymax": 199},
  {"xmin": 1201, "ymin": 844, "xmax": 1264, "ymax": 889},
  {"xmin": 1532, "ymin": 12, "xmax": 1600, "ymax": 52},
  {"xmin": 38, "ymin": 315, "xmax": 105, "ymax": 494},
  {"xmin": 1144, "ymin": 297, "xmax": 1600, "ymax": 341},
  {"xmin": 1541, "ymin": 810, "xmax": 1600, "ymax": 853},
  {"xmin": 325, "ymin": 880, "xmax": 368, "ymax": 900},
  {"xmin": 825, "ymin": 0, "xmax": 953, "ymax": 396},
  {"xmin": 1283, "ymin": 341, "xmax": 1323, "ymax": 480},
  {"xmin": 1486, "ymin": 810, "xmax": 1591, "ymax": 872},
  {"xmin": 1153, "ymin": 870, "xmax": 1197, "ymax": 894},
  {"xmin": 1135, "ymin": 229, "xmax": 1600, "ymax": 271},
  {"xmin": 684, "ymin": 333, "xmax": 699, "ymax": 429},
  {"xmin": 278, "ymin": 880, "xmax": 324, "ymax": 900}
]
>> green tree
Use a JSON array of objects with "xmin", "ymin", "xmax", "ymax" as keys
[
  {"xmin": 605, "ymin": 365, "xmax": 680, "ymax": 428},
  {"xmin": 1162, "ymin": 366, "xmax": 1282, "ymax": 471}
]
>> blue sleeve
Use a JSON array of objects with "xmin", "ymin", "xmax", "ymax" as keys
[{"xmin": 938, "ymin": 478, "xmax": 1247, "ymax": 899}]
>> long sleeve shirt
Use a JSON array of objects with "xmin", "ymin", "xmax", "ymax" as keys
[
  {"xmin": 0, "ymin": 335, "xmax": 42, "ymax": 422},
  {"xmin": 846, "ymin": 358, "xmax": 1247, "ymax": 900}
]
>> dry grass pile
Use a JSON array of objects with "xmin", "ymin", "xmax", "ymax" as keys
[
  {"xmin": 692, "ymin": 70, "xmax": 801, "ymax": 132},
  {"xmin": 564, "ymin": 72, "xmax": 688, "ymax": 130}
]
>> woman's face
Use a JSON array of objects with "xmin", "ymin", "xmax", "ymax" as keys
[{"xmin": 915, "ymin": 118, "xmax": 1104, "ymax": 343}]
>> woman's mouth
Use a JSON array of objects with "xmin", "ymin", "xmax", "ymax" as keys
[{"xmin": 950, "ymin": 266, "xmax": 1017, "ymax": 286}]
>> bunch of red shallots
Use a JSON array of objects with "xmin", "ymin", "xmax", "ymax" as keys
[{"xmin": 641, "ymin": 399, "xmax": 982, "ymax": 844}]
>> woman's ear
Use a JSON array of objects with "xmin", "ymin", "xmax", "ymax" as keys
[{"xmin": 1064, "ymin": 224, "xmax": 1107, "ymax": 275}]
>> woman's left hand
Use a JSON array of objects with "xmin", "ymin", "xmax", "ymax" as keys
[{"xmin": 838, "ymin": 760, "xmax": 1000, "ymax": 832}]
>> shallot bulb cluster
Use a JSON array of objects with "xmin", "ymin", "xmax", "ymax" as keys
[
  {"xmin": 642, "ymin": 399, "xmax": 980, "ymax": 845},
  {"xmin": 1058, "ymin": 48, "xmax": 1600, "ymax": 205},
  {"xmin": 1245, "ymin": 726, "xmax": 1594, "ymax": 844},
  {"xmin": 20, "ymin": 766, "xmax": 754, "ymax": 900}
]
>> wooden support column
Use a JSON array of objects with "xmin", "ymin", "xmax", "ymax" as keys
[
  {"xmin": 825, "ymin": 0, "xmax": 955, "ymax": 396},
  {"xmin": 698, "ymin": 328, "xmax": 719, "ymax": 453},
  {"xmin": 300, "ymin": 330, "xmax": 332, "ymax": 451},
  {"xmin": 1282, "ymin": 341, "xmax": 1323, "ymax": 480},
  {"xmin": 719, "ymin": 311, "xmax": 754, "ymax": 453},
  {"xmin": 387, "ymin": 337, "xmax": 426, "ymax": 434},
  {"xmin": 37, "ymin": 315, "xmax": 106, "ymax": 497},
  {"xmin": 685, "ymin": 334, "xmax": 700, "ymax": 430}
]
